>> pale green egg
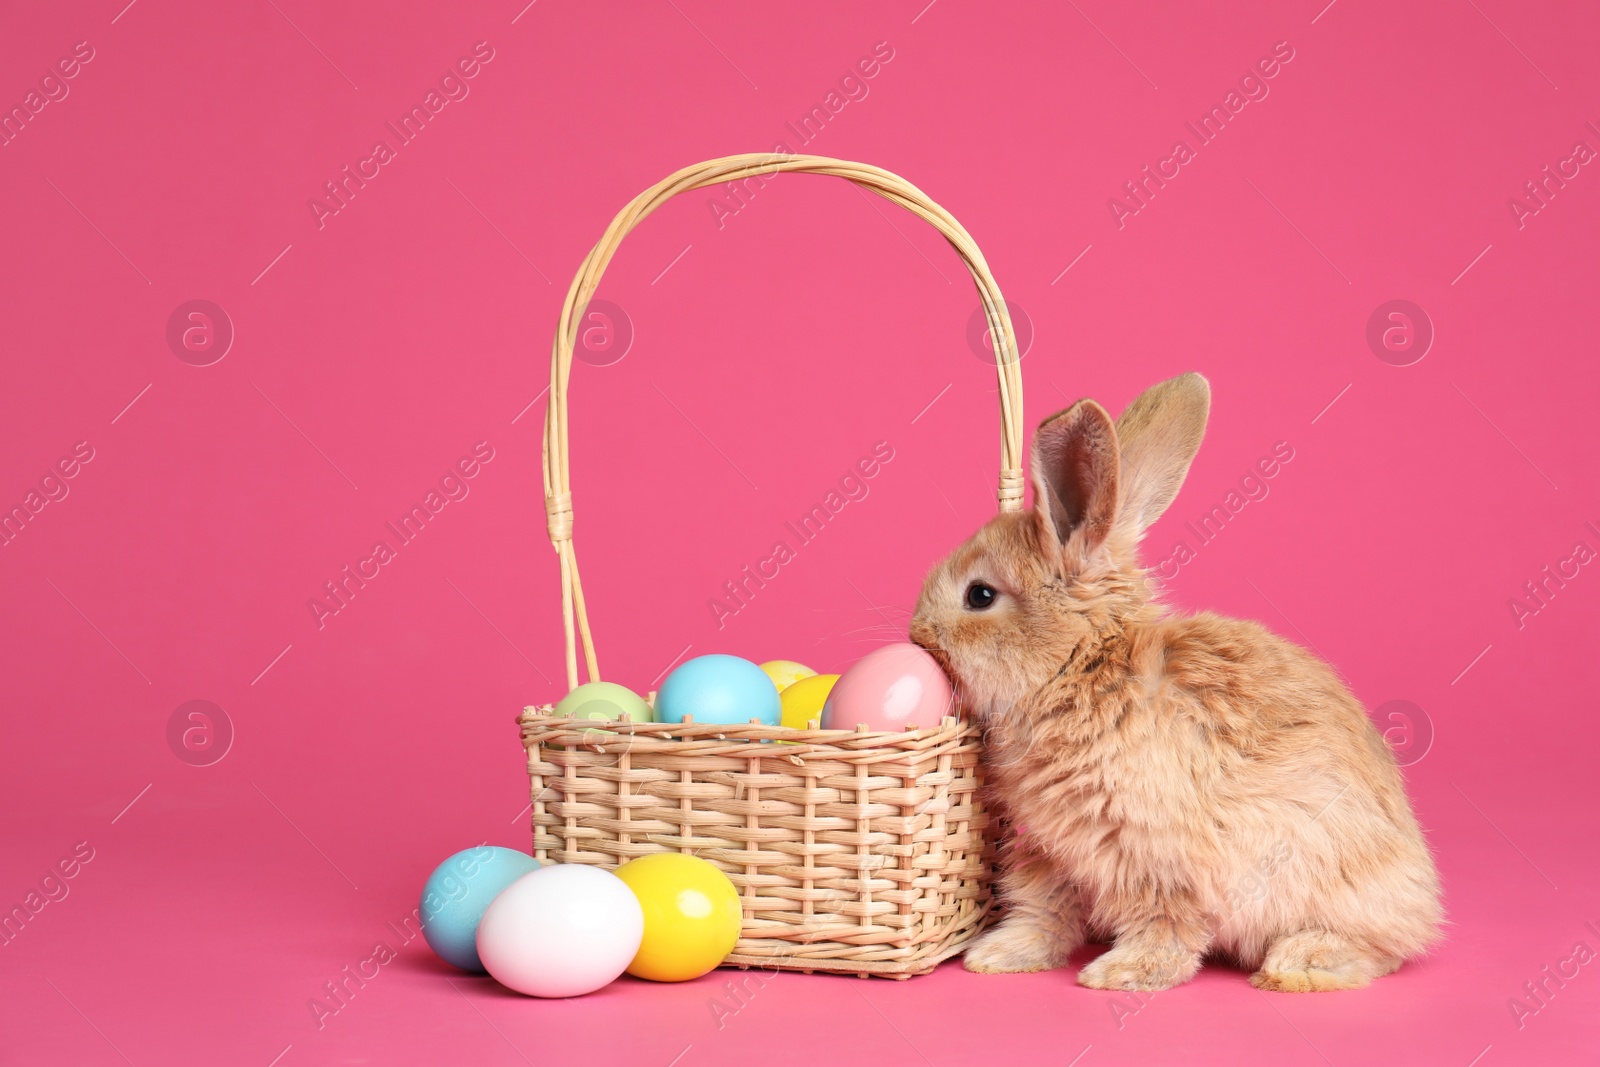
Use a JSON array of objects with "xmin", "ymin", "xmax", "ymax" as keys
[{"xmin": 553, "ymin": 681, "xmax": 655, "ymax": 723}]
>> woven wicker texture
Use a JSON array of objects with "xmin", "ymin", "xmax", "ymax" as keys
[
  {"xmin": 519, "ymin": 714, "xmax": 993, "ymax": 977},
  {"xmin": 525, "ymin": 153, "xmax": 1024, "ymax": 977}
]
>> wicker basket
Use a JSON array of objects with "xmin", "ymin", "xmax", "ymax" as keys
[{"xmin": 519, "ymin": 153, "xmax": 1029, "ymax": 978}]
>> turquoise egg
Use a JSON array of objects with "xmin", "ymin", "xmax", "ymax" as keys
[
  {"xmin": 420, "ymin": 846, "xmax": 543, "ymax": 972},
  {"xmin": 657, "ymin": 654, "xmax": 781, "ymax": 726}
]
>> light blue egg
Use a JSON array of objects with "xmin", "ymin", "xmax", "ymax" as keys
[
  {"xmin": 657, "ymin": 654, "xmax": 781, "ymax": 726},
  {"xmin": 420, "ymin": 846, "xmax": 543, "ymax": 972}
]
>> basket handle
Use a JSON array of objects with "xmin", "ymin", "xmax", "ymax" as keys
[{"xmin": 543, "ymin": 153, "xmax": 1027, "ymax": 691}]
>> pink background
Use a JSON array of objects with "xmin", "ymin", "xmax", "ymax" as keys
[{"xmin": 2, "ymin": 0, "xmax": 1597, "ymax": 1064}]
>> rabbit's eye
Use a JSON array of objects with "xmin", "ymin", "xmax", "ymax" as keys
[{"xmin": 964, "ymin": 582, "xmax": 997, "ymax": 611}]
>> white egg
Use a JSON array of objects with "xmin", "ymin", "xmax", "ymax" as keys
[{"xmin": 476, "ymin": 864, "xmax": 643, "ymax": 997}]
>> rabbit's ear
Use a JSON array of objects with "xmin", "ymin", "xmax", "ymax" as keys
[
  {"xmin": 1113, "ymin": 372, "xmax": 1210, "ymax": 537},
  {"xmin": 1031, "ymin": 399, "xmax": 1120, "ymax": 560}
]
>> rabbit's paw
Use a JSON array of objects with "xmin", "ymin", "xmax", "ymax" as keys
[
  {"xmin": 1250, "ymin": 967, "xmax": 1364, "ymax": 992},
  {"xmin": 963, "ymin": 921, "xmax": 1065, "ymax": 974},
  {"xmin": 1077, "ymin": 942, "xmax": 1200, "ymax": 991},
  {"xmin": 1250, "ymin": 931, "xmax": 1399, "ymax": 992}
]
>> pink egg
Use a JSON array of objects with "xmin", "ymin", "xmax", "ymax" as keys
[{"xmin": 822, "ymin": 642, "xmax": 955, "ymax": 732}]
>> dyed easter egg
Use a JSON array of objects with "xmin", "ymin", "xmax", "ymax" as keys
[
  {"xmin": 476, "ymin": 865, "xmax": 643, "ymax": 998},
  {"xmin": 779, "ymin": 673, "xmax": 840, "ymax": 730},
  {"xmin": 553, "ymin": 680, "xmax": 655, "ymax": 723},
  {"xmin": 419, "ymin": 846, "xmax": 544, "ymax": 972},
  {"xmin": 657, "ymin": 655, "xmax": 781, "ymax": 726},
  {"xmin": 615, "ymin": 853, "xmax": 742, "ymax": 982},
  {"xmin": 759, "ymin": 660, "xmax": 816, "ymax": 693},
  {"xmin": 821, "ymin": 643, "xmax": 954, "ymax": 732}
]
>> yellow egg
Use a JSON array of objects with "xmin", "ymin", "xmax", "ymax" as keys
[
  {"xmin": 614, "ymin": 853, "xmax": 742, "ymax": 982},
  {"xmin": 780, "ymin": 673, "xmax": 839, "ymax": 730},
  {"xmin": 759, "ymin": 660, "xmax": 816, "ymax": 693}
]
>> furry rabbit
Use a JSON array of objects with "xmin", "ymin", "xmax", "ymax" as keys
[{"xmin": 909, "ymin": 373, "xmax": 1441, "ymax": 992}]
